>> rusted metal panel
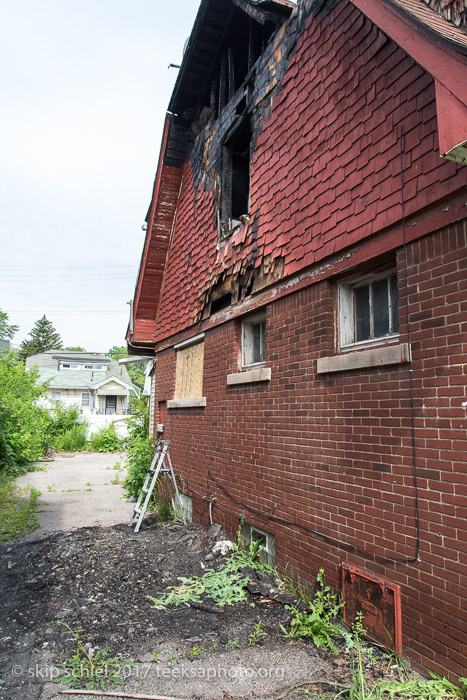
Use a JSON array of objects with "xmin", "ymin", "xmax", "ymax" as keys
[{"xmin": 342, "ymin": 562, "xmax": 402, "ymax": 654}]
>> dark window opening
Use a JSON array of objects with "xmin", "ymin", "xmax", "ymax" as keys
[
  {"xmin": 221, "ymin": 117, "xmax": 251, "ymax": 237},
  {"xmin": 210, "ymin": 292, "xmax": 232, "ymax": 314},
  {"xmin": 354, "ymin": 274, "xmax": 398, "ymax": 343}
]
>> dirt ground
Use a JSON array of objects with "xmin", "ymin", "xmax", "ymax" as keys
[{"xmin": 0, "ymin": 455, "xmax": 402, "ymax": 700}]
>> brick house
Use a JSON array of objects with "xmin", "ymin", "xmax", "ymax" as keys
[{"xmin": 128, "ymin": 0, "xmax": 467, "ymax": 678}]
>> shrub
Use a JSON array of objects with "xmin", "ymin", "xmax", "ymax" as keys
[
  {"xmin": 54, "ymin": 423, "xmax": 88, "ymax": 453},
  {"xmin": 0, "ymin": 351, "xmax": 49, "ymax": 475},
  {"xmin": 89, "ymin": 423, "xmax": 123, "ymax": 452},
  {"xmin": 123, "ymin": 397, "xmax": 154, "ymax": 501}
]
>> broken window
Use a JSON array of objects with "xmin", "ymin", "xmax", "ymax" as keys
[
  {"xmin": 242, "ymin": 312, "xmax": 266, "ymax": 367},
  {"xmin": 241, "ymin": 522, "xmax": 275, "ymax": 566},
  {"xmin": 339, "ymin": 271, "xmax": 399, "ymax": 348},
  {"xmin": 220, "ymin": 116, "xmax": 252, "ymax": 238},
  {"xmin": 174, "ymin": 336, "xmax": 205, "ymax": 399}
]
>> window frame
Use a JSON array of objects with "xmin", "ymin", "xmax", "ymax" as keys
[
  {"xmin": 242, "ymin": 312, "xmax": 266, "ymax": 369},
  {"xmin": 241, "ymin": 523, "xmax": 275, "ymax": 567},
  {"xmin": 338, "ymin": 270, "xmax": 399, "ymax": 351},
  {"xmin": 51, "ymin": 390, "xmax": 62, "ymax": 402}
]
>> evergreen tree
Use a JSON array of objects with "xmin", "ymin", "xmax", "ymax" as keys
[
  {"xmin": 0, "ymin": 309, "xmax": 19, "ymax": 341},
  {"xmin": 19, "ymin": 316, "xmax": 63, "ymax": 360}
]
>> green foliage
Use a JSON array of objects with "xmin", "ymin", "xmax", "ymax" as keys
[
  {"xmin": 63, "ymin": 346, "xmax": 86, "ymax": 351},
  {"xmin": 18, "ymin": 315, "xmax": 63, "ymax": 360},
  {"xmin": 107, "ymin": 346, "xmax": 145, "ymax": 388},
  {"xmin": 88, "ymin": 423, "xmax": 122, "ymax": 452},
  {"xmin": 53, "ymin": 622, "xmax": 136, "ymax": 691},
  {"xmin": 0, "ymin": 477, "xmax": 41, "ymax": 542},
  {"xmin": 280, "ymin": 568, "xmax": 343, "ymax": 652},
  {"xmin": 54, "ymin": 423, "xmax": 88, "ymax": 453},
  {"xmin": 123, "ymin": 396, "xmax": 153, "ymax": 500},
  {"xmin": 149, "ymin": 531, "xmax": 276, "ymax": 611},
  {"xmin": 0, "ymin": 309, "xmax": 19, "ymax": 341},
  {"xmin": 0, "ymin": 351, "xmax": 49, "ymax": 474},
  {"xmin": 248, "ymin": 620, "xmax": 268, "ymax": 646}
]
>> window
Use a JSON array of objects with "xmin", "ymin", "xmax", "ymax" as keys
[
  {"xmin": 241, "ymin": 523, "xmax": 275, "ymax": 566},
  {"xmin": 174, "ymin": 335, "xmax": 205, "ymax": 400},
  {"xmin": 51, "ymin": 391, "xmax": 62, "ymax": 401},
  {"xmin": 81, "ymin": 392, "xmax": 90, "ymax": 407},
  {"xmin": 179, "ymin": 494, "xmax": 193, "ymax": 523},
  {"xmin": 220, "ymin": 116, "xmax": 252, "ymax": 238},
  {"xmin": 339, "ymin": 272, "xmax": 399, "ymax": 348},
  {"xmin": 242, "ymin": 313, "xmax": 266, "ymax": 367}
]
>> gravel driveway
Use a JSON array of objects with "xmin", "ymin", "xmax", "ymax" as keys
[{"xmin": 14, "ymin": 452, "xmax": 130, "ymax": 540}]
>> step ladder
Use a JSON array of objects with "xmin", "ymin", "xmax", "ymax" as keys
[{"xmin": 128, "ymin": 440, "xmax": 186, "ymax": 533}]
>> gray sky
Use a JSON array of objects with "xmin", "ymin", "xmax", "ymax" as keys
[{"xmin": 0, "ymin": 0, "xmax": 200, "ymax": 353}]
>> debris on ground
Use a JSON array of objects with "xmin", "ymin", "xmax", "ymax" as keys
[{"xmin": 0, "ymin": 518, "xmax": 408, "ymax": 700}]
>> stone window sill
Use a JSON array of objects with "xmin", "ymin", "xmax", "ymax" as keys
[
  {"xmin": 227, "ymin": 367, "xmax": 272, "ymax": 385},
  {"xmin": 316, "ymin": 343, "xmax": 411, "ymax": 374},
  {"xmin": 167, "ymin": 397, "xmax": 207, "ymax": 409}
]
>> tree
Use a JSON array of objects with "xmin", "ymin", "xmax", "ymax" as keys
[
  {"xmin": 107, "ymin": 345, "xmax": 146, "ymax": 389},
  {"xmin": 64, "ymin": 346, "xmax": 86, "ymax": 352},
  {"xmin": 0, "ymin": 309, "xmax": 19, "ymax": 341},
  {"xmin": 0, "ymin": 352, "xmax": 49, "ymax": 473},
  {"xmin": 18, "ymin": 315, "xmax": 63, "ymax": 360}
]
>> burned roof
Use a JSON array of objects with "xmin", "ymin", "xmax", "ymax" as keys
[{"xmin": 168, "ymin": 0, "xmax": 294, "ymax": 118}]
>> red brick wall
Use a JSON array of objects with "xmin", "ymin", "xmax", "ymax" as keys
[{"xmin": 155, "ymin": 221, "xmax": 467, "ymax": 678}]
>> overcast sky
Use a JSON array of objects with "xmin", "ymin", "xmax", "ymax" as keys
[{"xmin": 0, "ymin": 0, "xmax": 200, "ymax": 353}]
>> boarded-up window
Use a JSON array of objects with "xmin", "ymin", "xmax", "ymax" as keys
[{"xmin": 174, "ymin": 341, "xmax": 204, "ymax": 399}]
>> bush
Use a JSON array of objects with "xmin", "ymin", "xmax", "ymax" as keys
[
  {"xmin": 46, "ymin": 403, "xmax": 82, "ymax": 446},
  {"xmin": 89, "ymin": 423, "xmax": 123, "ymax": 452},
  {"xmin": 123, "ymin": 397, "xmax": 154, "ymax": 501},
  {"xmin": 54, "ymin": 423, "xmax": 88, "ymax": 452},
  {"xmin": 0, "ymin": 352, "xmax": 49, "ymax": 475},
  {"xmin": 123, "ymin": 435, "xmax": 154, "ymax": 499}
]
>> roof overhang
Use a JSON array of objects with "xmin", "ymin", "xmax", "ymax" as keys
[
  {"xmin": 349, "ymin": 0, "xmax": 467, "ymax": 162},
  {"xmin": 168, "ymin": 0, "xmax": 294, "ymax": 117}
]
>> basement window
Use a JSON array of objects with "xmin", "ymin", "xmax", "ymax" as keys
[
  {"xmin": 242, "ymin": 312, "xmax": 266, "ymax": 367},
  {"xmin": 339, "ymin": 271, "xmax": 399, "ymax": 349},
  {"xmin": 241, "ymin": 523, "xmax": 275, "ymax": 567},
  {"xmin": 220, "ymin": 116, "xmax": 251, "ymax": 238},
  {"xmin": 179, "ymin": 494, "xmax": 193, "ymax": 523}
]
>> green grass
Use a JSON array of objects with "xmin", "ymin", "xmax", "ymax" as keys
[{"xmin": 0, "ymin": 476, "xmax": 41, "ymax": 542}]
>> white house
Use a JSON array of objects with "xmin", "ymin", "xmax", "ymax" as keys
[{"xmin": 26, "ymin": 351, "xmax": 139, "ymax": 416}]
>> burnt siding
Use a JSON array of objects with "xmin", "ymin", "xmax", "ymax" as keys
[{"xmin": 154, "ymin": 0, "xmax": 466, "ymax": 342}]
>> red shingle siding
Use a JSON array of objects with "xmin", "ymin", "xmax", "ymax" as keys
[
  {"xmin": 154, "ymin": 0, "xmax": 466, "ymax": 342},
  {"xmin": 155, "ymin": 221, "xmax": 467, "ymax": 677}
]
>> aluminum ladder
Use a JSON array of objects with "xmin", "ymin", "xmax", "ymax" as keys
[{"xmin": 128, "ymin": 440, "xmax": 186, "ymax": 533}]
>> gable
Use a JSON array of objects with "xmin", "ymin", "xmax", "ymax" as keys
[{"xmin": 130, "ymin": 0, "xmax": 467, "ymax": 350}]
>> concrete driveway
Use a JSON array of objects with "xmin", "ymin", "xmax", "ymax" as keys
[{"xmin": 15, "ymin": 451, "xmax": 131, "ymax": 541}]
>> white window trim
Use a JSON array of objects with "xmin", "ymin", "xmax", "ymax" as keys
[
  {"xmin": 242, "ymin": 523, "xmax": 275, "ymax": 566},
  {"xmin": 174, "ymin": 332, "xmax": 205, "ymax": 351},
  {"xmin": 242, "ymin": 312, "xmax": 266, "ymax": 369},
  {"xmin": 338, "ymin": 270, "xmax": 399, "ymax": 351}
]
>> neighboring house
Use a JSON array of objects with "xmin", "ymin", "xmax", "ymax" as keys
[
  {"xmin": 26, "ymin": 351, "xmax": 139, "ymax": 415},
  {"xmin": 128, "ymin": 0, "xmax": 467, "ymax": 679}
]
